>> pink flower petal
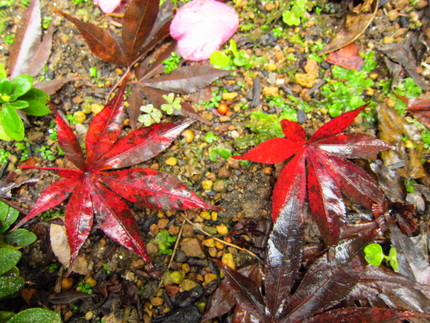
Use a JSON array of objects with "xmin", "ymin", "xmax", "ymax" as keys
[
  {"xmin": 170, "ymin": 0, "xmax": 239, "ymax": 61},
  {"xmin": 93, "ymin": 0, "xmax": 122, "ymax": 14}
]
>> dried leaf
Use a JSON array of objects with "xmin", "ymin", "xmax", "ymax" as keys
[
  {"xmin": 379, "ymin": 42, "xmax": 429, "ymax": 91},
  {"xmin": 377, "ymin": 101, "xmax": 427, "ymax": 179},
  {"xmin": 34, "ymin": 78, "xmax": 75, "ymax": 96},
  {"xmin": 398, "ymin": 95, "xmax": 430, "ymax": 129},
  {"xmin": 318, "ymin": 0, "xmax": 378, "ymax": 55},
  {"xmin": 326, "ymin": 43, "xmax": 364, "ymax": 70},
  {"xmin": 8, "ymin": 0, "xmax": 52, "ymax": 78}
]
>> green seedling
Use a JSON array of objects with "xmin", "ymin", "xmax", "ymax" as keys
[
  {"xmin": 0, "ymin": 64, "xmax": 50, "ymax": 141},
  {"xmin": 77, "ymin": 281, "xmax": 93, "ymax": 294},
  {"xmin": 319, "ymin": 51, "xmax": 377, "ymax": 118},
  {"xmin": 15, "ymin": 141, "xmax": 30, "ymax": 161},
  {"xmin": 0, "ymin": 201, "xmax": 37, "ymax": 300},
  {"xmin": 364, "ymin": 243, "xmax": 399, "ymax": 271},
  {"xmin": 282, "ymin": 0, "xmax": 313, "ymax": 26},
  {"xmin": 163, "ymin": 52, "xmax": 181, "ymax": 74},
  {"xmin": 0, "ymin": 149, "xmax": 10, "ymax": 165},
  {"xmin": 200, "ymin": 93, "xmax": 222, "ymax": 109},
  {"xmin": 234, "ymin": 111, "xmax": 286, "ymax": 149},
  {"xmin": 35, "ymin": 145, "xmax": 56, "ymax": 161},
  {"xmin": 138, "ymin": 104, "xmax": 162, "ymax": 127},
  {"xmin": 153, "ymin": 230, "xmax": 176, "ymax": 255},
  {"xmin": 161, "ymin": 93, "xmax": 182, "ymax": 114},
  {"xmin": 210, "ymin": 40, "xmax": 254, "ymax": 70},
  {"xmin": 209, "ymin": 147, "xmax": 232, "ymax": 162},
  {"xmin": 203, "ymin": 131, "xmax": 219, "ymax": 144}
]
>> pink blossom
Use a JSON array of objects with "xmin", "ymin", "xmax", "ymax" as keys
[
  {"xmin": 93, "ymin": 0, "xmax": 122, "ymax": 14},
  {"xmin": 170, "ymin": 0, "xmax": 239, "ymax": 61}
]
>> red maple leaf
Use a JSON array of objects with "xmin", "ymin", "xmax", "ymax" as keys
[
  {"xmin": 15, "ymin": 83, "xmax": 215, "ymax": 268},
  {"xmin": 234, "ymin": 105, "xmax": 390, "ymax": 245}
]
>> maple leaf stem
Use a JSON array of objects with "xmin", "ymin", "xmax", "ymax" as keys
[
  {"xmin": 106, "ymin": 68, "xmax": 131, "ymax": 103},
  {"xmin": 20, "ymin": 165, "xmax": 78, "ymax": 172}
]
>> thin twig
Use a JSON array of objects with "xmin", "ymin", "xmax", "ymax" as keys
[
  {"xmin": 180, "ymin": 214, "xmax": 262, "ymax": 261},
  {"xmin": 167, "ymin": 218, "xmax": 185, "ymax": 269}
]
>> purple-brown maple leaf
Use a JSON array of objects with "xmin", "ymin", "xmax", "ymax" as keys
[
  {"xmin": 235, "ymin": 105, "xmax": 391, "ymax": 245},
  {"xmin": 15, "ymin": 83, "xmax": 215, "ymax": 268}
]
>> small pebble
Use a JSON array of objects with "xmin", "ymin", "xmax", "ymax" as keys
[
  {"xmin": 200, "ymin": 211, "xmax": 212, "ymax": 220},
  {"xmin": 213, "ymin": 179, "xmax": 226, "ymax": 192},
  {"xmin": 222, "ymin": 92, "xmax": 238, "ymax": 100},
  {"xmin": 202, "ymin": 180, "xmax": 213, "ymax": 191},
  {"xmin": 222, "ymin": 253, "xmax": 236, "ymax": 270},
  {"xmin": 165, "ymin": 157, "xmax": 178, "ymax": 166},
  {"xmin": 74, "ymin": 111, "xmax": 86, "ymax": 124},
  {"xmin": 180, "ymin": 279, "xmax": 199, "ymax": 291},
  {"xmin": 150, "ymin": 296, "xmax": 164, "ymax": 306},
  {"xmin": 202, "ymin": 238, "xmax": 216, "ymax": 247},
  {"xmin": 91, "ymin": 103, "xmax": 104, "ymax": 115},
  {"xmin": 216, "ymin": 224, "xmax": 229, "ymax": 235},
  {"xmin": 61, "ymin": 277, "xmax": 74, "ymax": 290},
  {"xmin": 85, "ymin": 312, "xmax": 93, "ymax": 320},
  {"xmin": 204, "ymin": 273, "xmax": 218, "ymax": 284},
  {"xmin": 295, "ymin": 74, "xmax": 316, "ymax": 88},
  {"xmin": 181, "ymin": 129, "xmax": 195, "ymax": 143}
]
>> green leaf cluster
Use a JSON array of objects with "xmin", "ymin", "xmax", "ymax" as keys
[
  {"xmin": 210, "ymin": 40, "xmax": 260, "ymax": 70},
  {"xmin": 162, "ymin": 52, "xmax": 181, "ymax": 74},
  {"xmin": 138, "ymin": 104, "xmax": 162, "ymax": 127},
  {"xmin": 234, "ymin": 111, "xmax": 286, "ymax": 149},
  {"xmin": 0, "ymin": 64, "xmax": 50, "ymax": 141},
  {"xmin": 0, "ymin": 201, "xmax": 37, "ymax": 300},
  {"xmin": 0, "ymin": 308, "xmax": 62, "ymax": 323},
  {"xmin": 364, "ymin": 243, "xmax": 399, "ymax": 271},
  {"xmin": 153, "ymin": 230, "xmax": 176, "ymax": 255},
  {"xmin": 161, "ymin": 93, "xmax": 182, "ymax": 114},
  {"xmin": 282, "ymin": 0, "xmax": 313, "ymax": 26},
  {"xmin": 319, "ymin": 51, "xmax": 377, "ymax": 117}
]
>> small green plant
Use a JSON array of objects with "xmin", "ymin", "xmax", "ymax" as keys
[
  {"xmin": 209, "ymin": 147, "xmax": 232, "ymax": 162},
  {"xmin": 319, "ymin": 51, "xmax": 377, "ymax": 118},
  {"xmin": 203, "ymin": 131, "xmax": 219, "ymax": 144},
  {"xmin": 0, "ymin": 64, "xmax": 50, "ymax": 141},
  {"xmin": 48, "ymin": 262, "xmax": 59, "ymax": 273},
  {"xmin": 0, "ymin": 201, "xmax": 37, "ymax": 301},
  {"xmin": 282, "ymin": 0, "xmax": 313, "ymax": 26},
  {"xmin": 364, "ymin": 243, "xmax": 399, "ymax": 271},
  {"xmin": 77, "ymin": 281, "xmax": 93, "ymax": 294},
  {"xmin": 200, "ymin": 93, "xmax": 222, "ymax": 109},
  {"xmin": 153, "ymin": 230, "xmax": 176, "ymax": 255},
  {"xmin": 161, "ymin": 93, "xmax": 182, "ymax": 114},
  {"xmin": 162, "ymin": 52, "xmax": 181, "ymax": 74},
  {"xmin": 35, "ymin": 145, "xmax": 56, "ymax": 161},
  {"xmin": 0, "ymin": 149, "xmax": 10, "ymax": 164},
  {"xmin": 138, "ymin": 104, "xmax": 162, "ymax": 127},
  {"xmin": 102, "ymin": 263, "xmax": 111, "ymax": 274},
  {"xmin": 15, "ymin": 141, "xmax": 30, "ymax": 161},
  {"xmin": 234, "ymin": 111, "xmax": 286, "ymax": 149},
  {"xmin": 210, "ymin": 40, "xmax": 253, "ymax": 70}
]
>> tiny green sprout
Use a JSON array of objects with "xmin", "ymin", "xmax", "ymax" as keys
[
  {"xmin": 102, "ymin": 263, "xmax": 111, "ymax": 274},
  {"xmin": 161, "ymin": 93, "xmax": 182, "ymax": 114},
  {"xmin": 0, "ymin": 148, "xmax": 10, "ymax": 164},
  {"xmin": 203, "ymin": 131, "xmax": 219, "ymax": 144},
  {"xmin": 154, "ymin": 230, "xmax": 176, "ymax": 255},
  {"xmin": 364, "ymin": 243, "xmax": 399, "ymax": 271},
  {"xmin": 209, "ymin": 147, "xmax": 232, "ymax": 162},
  {"xmin": 48, "ymin": 262, "xmax": 59, "ymax": 273},
  {"xmin": 77, "ymin": 281, "xmax": 93, "ymax": 294},
  {"xmin": 89, "ymin": 67, "xmax": 98, "ymax": 78},
  {"xmin": 210, "ymin": 40, "xmax": 253, "ymax": 70},
  {"xmin": 4, "ymin": 33, "xmax": 14, "ymax": 45},
  {"xmin": 162, "ymin": 52, "xmax": 181, "ymax": 74},
  {"xmin": 138, "ymin": 104, "xmax": 162, "ymax": 127},
  {"xmin": 42, "ymin": 16, "xmax": 52, "ymax": 30}
]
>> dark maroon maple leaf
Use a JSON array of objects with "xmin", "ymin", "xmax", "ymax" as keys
[
  {"xmin": 234, "ymin": 105, "xmax": 390, "ymax": 245},
  {"xmin": 53, "ymin": 0, "xmax": 171, "ymax": 67},
  {"xmin": 14, "ymin": 83, "xmax": 215, "ymax": 269},
  {"xmin": 397, "ymin": 94, "xmax": 430, "ymax": 129},
  {"xmin": 204, "ymin": 222, "xmax": 430, "ymax": 322}
]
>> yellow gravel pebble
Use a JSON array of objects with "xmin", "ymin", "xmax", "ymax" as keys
[
  {"xmin": 165, "ymin": 157, "xmax": 178, "ymax": 166},
  {"xmin": 202, "ymin": 180, "xmax": 213, "ymax": 191},
  {"xmin": 222, "ymin": 253, "xmax": 236, "ymax": 270},
  {"xmin": 216, "ymin": 224, "xmax": 229, "ymax": 235},
  {"xmin": 73, "ymin": 111, "xmax": 86, "ymax": 124}
]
